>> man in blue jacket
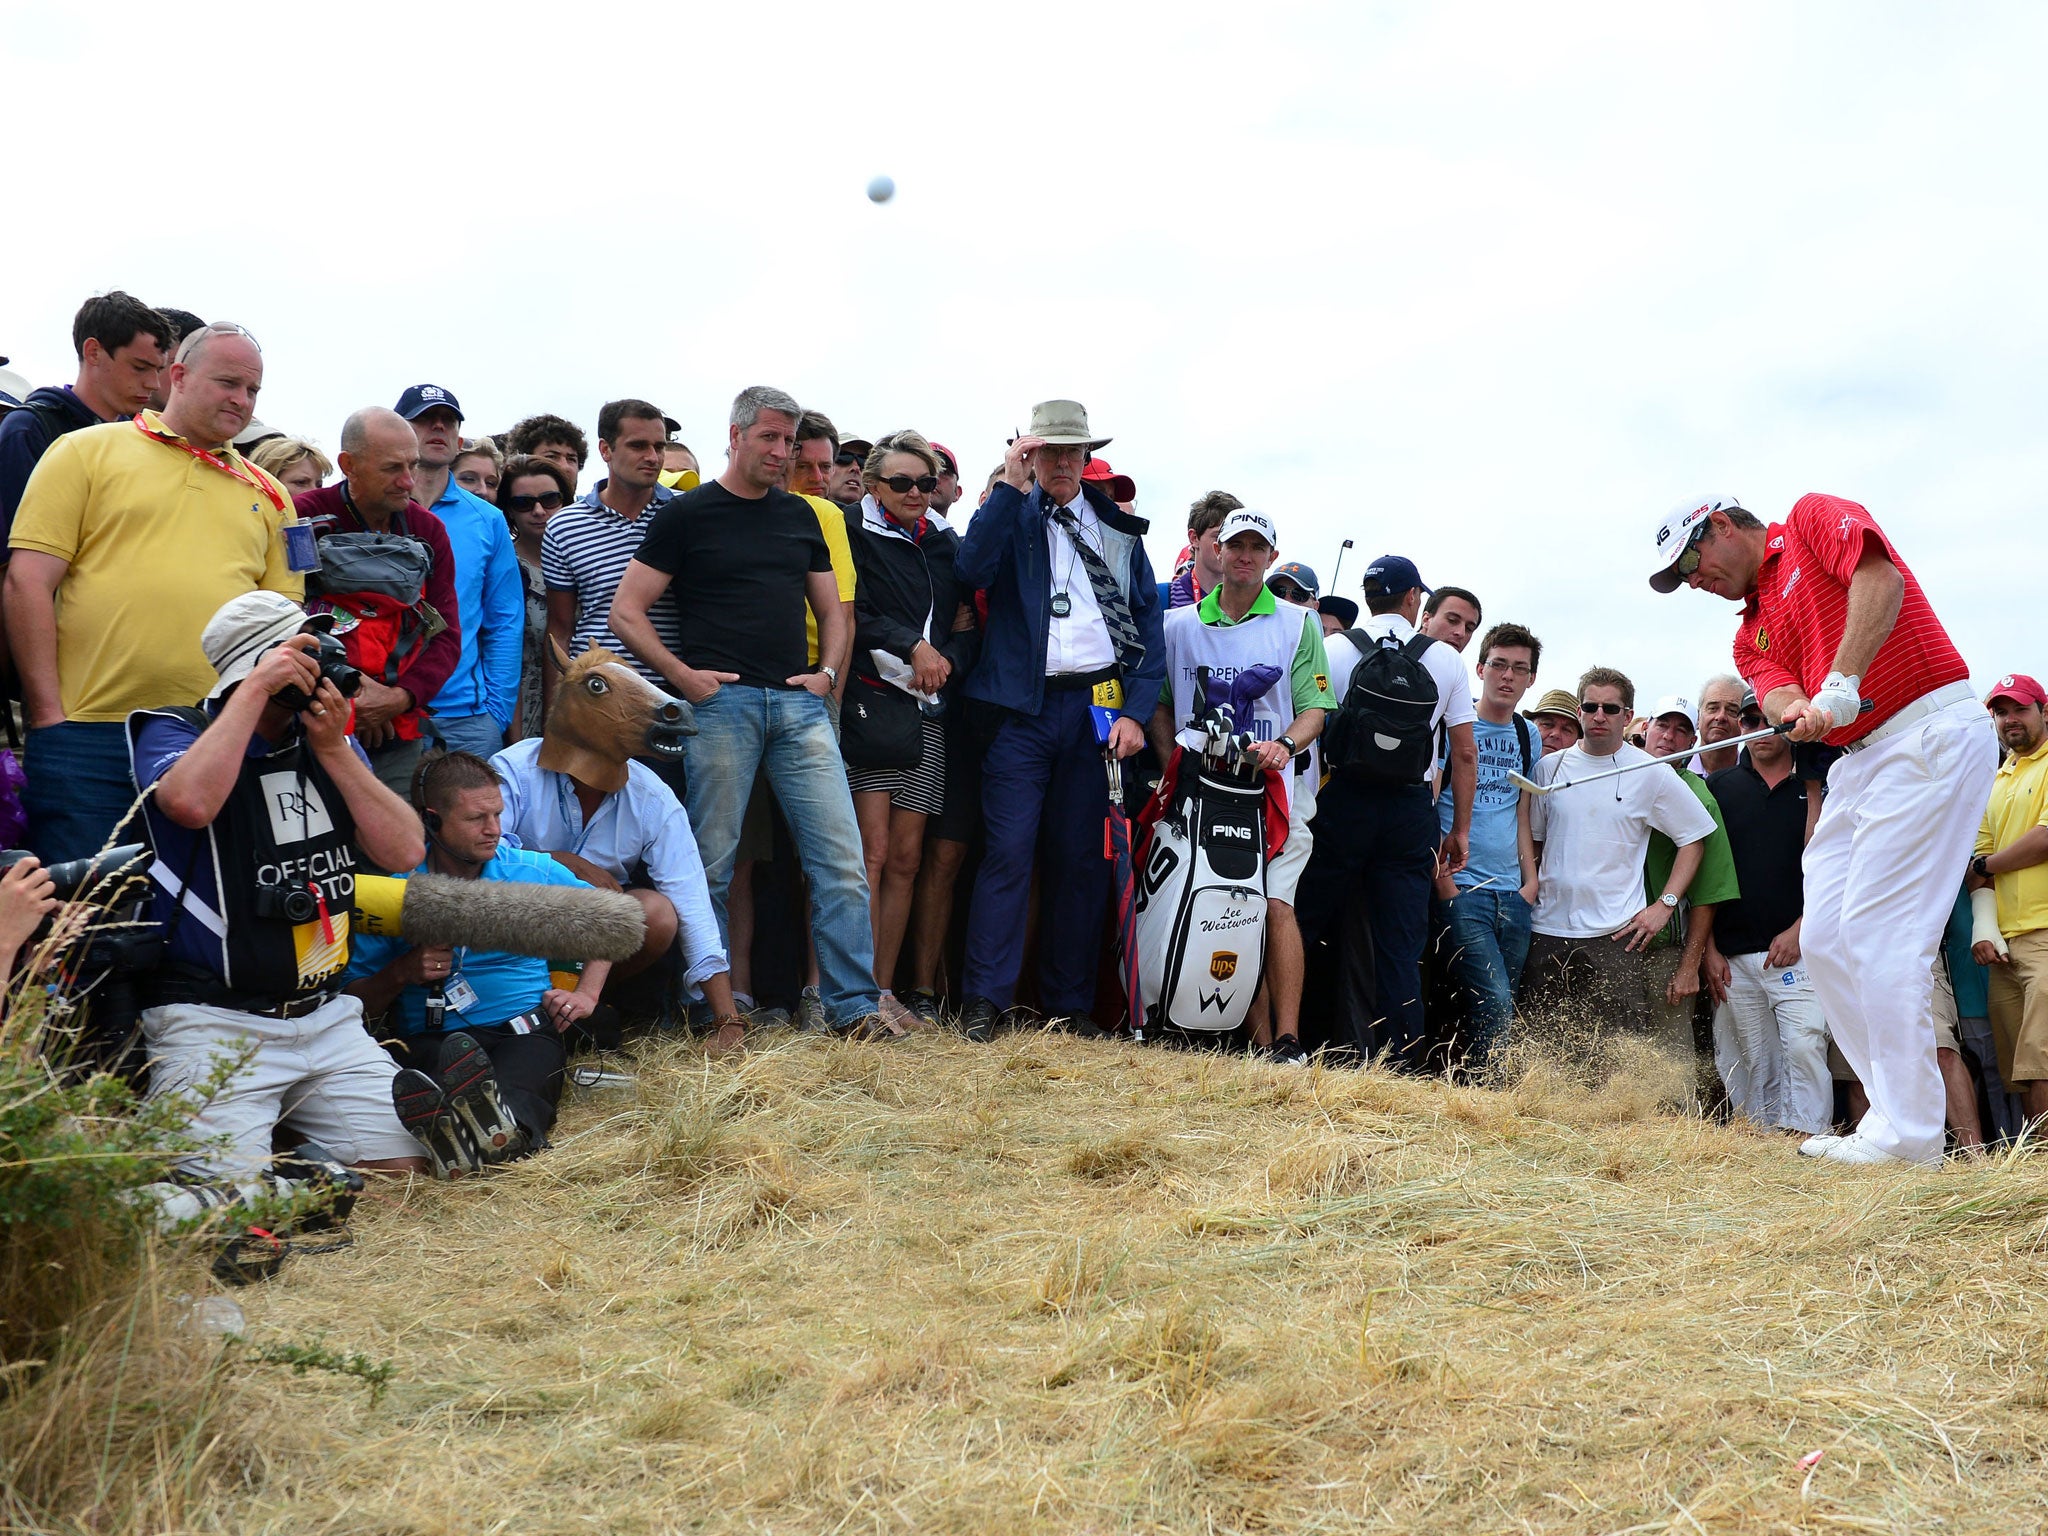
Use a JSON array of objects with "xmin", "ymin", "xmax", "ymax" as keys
[
  {"xmin": 396, "ymin": 383, "xmax": 523, "ymax": 757},
  {"xmin": 955, "ymin": 400, "xmax": 1165, "ymax": 1041}
]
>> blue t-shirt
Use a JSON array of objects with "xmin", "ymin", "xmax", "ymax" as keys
[
  {"xmin": 344, "ymin": 845, "xmax": 588, "ymax": 1033},
  {"xmin": 1438, "ymin": 714, "xmax": 1540, "ymax": 894}
]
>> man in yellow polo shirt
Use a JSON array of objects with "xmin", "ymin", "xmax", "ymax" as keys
[
  {"xmin": 1968, "ymin": 673, "xmax": 2048, "ymax": 1129},
  {"xmin": 5, "ymin": 323, "xmax": 301, "ymax": 861}
]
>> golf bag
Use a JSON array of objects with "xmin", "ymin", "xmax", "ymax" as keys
[{"xmin": 1130, "ymin": 758, "xmax": 1269, "ymax": 1035}]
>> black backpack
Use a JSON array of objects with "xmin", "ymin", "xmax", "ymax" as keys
[{"xmin": 1324, "ymin": 630, "xmax": 1440, "ymax": 784}]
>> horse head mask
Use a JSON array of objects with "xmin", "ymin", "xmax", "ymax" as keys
[{"xmin": 539, "ymin": 638, "xmax": 695, "ymax": 794}]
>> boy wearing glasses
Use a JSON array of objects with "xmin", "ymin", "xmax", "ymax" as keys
[
  {"xmin": 295, "ymin": 407, "xmax": 462, "ymax": 797},
  {"xmin": 1521, "ymin": 667, "xmax": 1717, "ymax": 1049}
]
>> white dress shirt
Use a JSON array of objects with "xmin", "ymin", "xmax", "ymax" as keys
[{"xmin": 1042, "ymin": 492, "xmax": 1116, "ymax": 676}]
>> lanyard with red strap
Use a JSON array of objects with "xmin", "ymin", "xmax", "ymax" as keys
[{"xmin": 132, "ymin": 415, "xmax": 287, "ymax": 513}]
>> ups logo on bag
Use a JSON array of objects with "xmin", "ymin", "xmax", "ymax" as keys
[{"xmin": 1209, "ymin": 951, "xmax": 1238, "ymax": 981}]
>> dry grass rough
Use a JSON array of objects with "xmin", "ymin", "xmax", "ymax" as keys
[{"xmin": 11, "ymin": 1029, "xmax": 2048, "ymax": 1534}]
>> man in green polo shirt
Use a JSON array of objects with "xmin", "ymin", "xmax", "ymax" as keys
[
  {"xmin": 1148, "ymin": 508, "xmax": 1337, "ymax": 1064},
  {"xmin": 1639, "ymin": 696, "xmax": 1741, "ymax": 1066}
]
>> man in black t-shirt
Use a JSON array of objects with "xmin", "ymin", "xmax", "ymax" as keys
[
  {"xmin": 609, "ymin": 385, "xmax": 879, "ymax": 1035},
  {"xmin": 1704, "ymin": 700, "xmax": 1831, "ymax": 1136}
]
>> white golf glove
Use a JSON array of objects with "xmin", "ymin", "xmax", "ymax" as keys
[
  {"xmin": 1971, "ymin": 886, "xmax": 2010, "ymax": 959},
  {"xmin": 1809, "ymin": 672, "xmax": 1862, "ymax": 732}
]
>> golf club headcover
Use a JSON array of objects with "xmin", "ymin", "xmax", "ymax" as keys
[
  {"xmin": 1201, "ymin": 664, "xmax": 1283, "ymax": 736},
  {"xmin": 352, "ymin": 873, "xmax": 646, "ymax": 961}
]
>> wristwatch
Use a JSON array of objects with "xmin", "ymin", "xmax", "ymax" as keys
[
  {"xmin": 1972, "ymin": 854, "xmax": 1991, "ymax": 881},
  {"xmin": 1658, "ymin": 893, "xmax": 1680, "ymax": 909},
  {"xmin": 820, "ymin": 664, "xmax": 839, "ymax": 687},
  {"xmin": 1277, "ymin": 734, "xmax": 1299, "ymax": 757}
]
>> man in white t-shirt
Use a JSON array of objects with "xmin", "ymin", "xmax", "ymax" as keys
[
  {"xmin": 1522, "ymin": 666, "xmax": 1717, "ymax": 1043},
  {"xmin": 1294, "ymin": 555, "xmax": 1477, "ymax": 1068}
]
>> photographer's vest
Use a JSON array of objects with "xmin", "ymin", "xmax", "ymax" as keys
[
  {"xmin": 1163, "ymin": 601, "xmax": 1316, "ymax": 814},
  {"xmin": 127, "ymin": 706, "xmax": 362, "ymax": 999}
]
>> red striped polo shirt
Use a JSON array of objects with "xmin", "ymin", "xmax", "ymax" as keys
[{"xmin": 1732, "ymin": 493, "xmax": 1967, "ymax": 747}]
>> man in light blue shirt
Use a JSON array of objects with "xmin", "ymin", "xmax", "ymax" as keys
[
  {"xmin": 396, "ymin": 383, "xmax": 523, "ymax": 756},
  {"xmin": 1433, "ymin": 621, "xmax": 1545, "ymax": 1068},
  {"xmin": 490, "ymin": 732, "xmax": 738, "ymax": 1043}
]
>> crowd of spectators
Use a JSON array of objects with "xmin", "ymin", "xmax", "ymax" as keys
[{"xmin": 0, "ymin": 291, "xmax": 2040, "ymax": 1203}]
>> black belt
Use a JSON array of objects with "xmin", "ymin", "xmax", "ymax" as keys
[
  {"xmin": 1045, "ymin": 665, "xmax": 1121, "ymax": 693},
  {"xmin": 152, "ymin": 963, "xmax": 339, "ymax": 1019}
]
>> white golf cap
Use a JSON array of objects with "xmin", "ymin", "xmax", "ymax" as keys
[
  {"xmin": 200, "ymin": 590, "xmax": 331, "ymax": 699},
  {"xmin": 1217, "ymin": 507, "xmax": 1278, "ymax": 548},
  {"xmin": 1648, "ymin": 494, "xmax": 1746, "ymax": 593},
  {"xmin": 1647, "ymin": 693, "xmax": 1697, "ymax": 728}
]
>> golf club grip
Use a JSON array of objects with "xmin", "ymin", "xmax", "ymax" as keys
[{"xmin": 1768, "ymin": 698, "xmax": 1876, "ymax": 735}]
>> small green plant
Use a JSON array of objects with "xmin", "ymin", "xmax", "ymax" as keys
[{"xmin": 232, "ymin": 1337, "xmax": 397, "ymax": 1405}]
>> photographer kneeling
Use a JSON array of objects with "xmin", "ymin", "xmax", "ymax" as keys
[
  {"xmin": 128, "ymin": 592, "xmax": 432, "ymax": 1179},
  {"xmin": 344, "ymin": 752, "xmax": 609, "ymax": 1160}
]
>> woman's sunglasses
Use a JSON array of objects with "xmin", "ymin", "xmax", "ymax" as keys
[
  {"xmin": 878, "ymin": 475, "xmax": 938, "ymax": 494},
  {"xmin": 504, "ymin": 491, "xmax": 565, "ymax": 513},
  {"xmin": 1580, "ymin": 701, "xmax": 1628, "ymax": 716}
]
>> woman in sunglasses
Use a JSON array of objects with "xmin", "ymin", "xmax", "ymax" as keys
[
  {"xmin": 844, "ymin": 431, "xmax": 978, "ymax": 1035},
  {"xmin": 496, "ymin": 454, "xmax": 573, "ymax": 741}
]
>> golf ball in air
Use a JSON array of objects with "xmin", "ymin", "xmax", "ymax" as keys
[{"xmin": 867, "ymin": 175, "xmax": 896, "ymax": 203}]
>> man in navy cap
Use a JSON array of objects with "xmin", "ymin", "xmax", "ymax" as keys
[
  {"xmin": 396, "ymin": 383, "xmax": 523, "ymax": 758},
  {"xmin": 1294, "ymin": 554, "xmax": 1477, "ymax": 1069}
]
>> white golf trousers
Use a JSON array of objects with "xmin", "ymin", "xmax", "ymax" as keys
[{"xmin": 1801, "ymin": 696, "xmax": 1997, "ymax": 1164}]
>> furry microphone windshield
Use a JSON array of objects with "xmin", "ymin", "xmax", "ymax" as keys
[{"xmin": 352, "ymin": 874, "xmax": 645, "ymax": 961}]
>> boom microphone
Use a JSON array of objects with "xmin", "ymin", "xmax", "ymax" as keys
[{"xmin": 351, "ymin": 873, "xmax": 645, "ymax": 962}]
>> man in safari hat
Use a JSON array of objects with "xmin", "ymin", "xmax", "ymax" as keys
[{"xmin": 953, "ymin": 399, "xmax": 1166, "ymax": 1042}]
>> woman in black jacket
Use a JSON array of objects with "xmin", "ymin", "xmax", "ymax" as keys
[{"xmin": 844, "ymin": 430, "xmax": 978, "ymax": 1035}]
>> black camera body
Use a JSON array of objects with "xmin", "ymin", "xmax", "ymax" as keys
[
  {"xmin": 273, "ymin": 630, "xmax": 362, "ymax": 713},
  {"xmin": 251, "ymin": 883, "xmax": 320, "ymax": 924}
]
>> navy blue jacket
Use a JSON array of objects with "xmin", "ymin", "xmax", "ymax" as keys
[
  {"xmin": 956, "ymin": 479, "xmax": 1165, "ymax": 724},
  {"xmin": 0, "ymin": 385, "xmax": 104, "ymax": 547}
]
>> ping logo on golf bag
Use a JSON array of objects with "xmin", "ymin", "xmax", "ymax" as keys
[
  {"xmin": 1197, "ymin": 800, "xmax": 1262, "ymax": 881},
  {"xmin": 1137, "ymin": 839, "xmax": 1181, "ymax": 904},
  {"xmin": 1209, "ymin": 950, "xmax": 1238, "ymax": 981}
]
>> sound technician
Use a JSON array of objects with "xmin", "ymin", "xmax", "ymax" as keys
[
  {"xmin": 126, "ymin": 591, "xmax": 429, "ymax": 1179},
  {"xmin": 344, "ymin": 752, "xmax": 612, "ymax": 1161}
]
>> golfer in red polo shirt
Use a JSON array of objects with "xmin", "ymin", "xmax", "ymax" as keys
[{"xmin": 1651, "ymin": 493, "xmax": 1997, "ymax": 1167}]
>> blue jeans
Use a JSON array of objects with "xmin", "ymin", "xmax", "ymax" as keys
[
  {"xmin": 24, "ymin": 721, "xmax": 138, "ymax": 863},
  {"xmin": 683, "ymin": 684, "xmax": 876, "ymax": 1024},
  {"xmin": 1438, "ymin": 886, "xmax": 1533, "ymax": 1067},
  {"xmin": 429, "ymin": 713, "xmax": 506, "ymax": 759}
]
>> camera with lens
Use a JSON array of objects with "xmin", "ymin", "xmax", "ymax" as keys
[
  {"xmin": 251, "ymin": 883, "xmax": 320, "ymax": 924},
  {"xmin": 0, "ymin": 843, "xmax": 149, "ymax": 901},
  {"xmin": 272, "ymin": 630, "xmax": 362, "ymax": 713}
]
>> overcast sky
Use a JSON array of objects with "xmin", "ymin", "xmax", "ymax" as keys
[{"xmin": 7, "ymin": 1, "xmax": 2043, "ymax": 704}]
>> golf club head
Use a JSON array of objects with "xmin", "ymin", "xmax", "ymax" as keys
[{"xmin": 1507, "ymin": 769, "xmax": 1548, "ymax": 795}]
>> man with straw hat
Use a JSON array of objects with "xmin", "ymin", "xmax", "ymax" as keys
[{"xmin": 953, "ymin": 400, "xmax": 1166, "ymax": 1043}]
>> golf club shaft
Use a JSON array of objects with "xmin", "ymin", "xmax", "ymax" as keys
[{"xmin": 1521, "ymin": 700, "xmax": 1872, "ymax": 794}]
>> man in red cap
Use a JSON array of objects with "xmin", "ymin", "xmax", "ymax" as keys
[
  {"xmin": 1653, "ymin": 492, "xmax": 1997, "ymax": 1166},
  {"xmin": 1080, "ymin": 456, "xmax": 1136, "ymax": 513},
  {"xmin": 1968, "ymin": 673, "xmax": 2048, "ymax": 1131}
]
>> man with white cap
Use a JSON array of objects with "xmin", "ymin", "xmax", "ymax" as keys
[
  {"xmin": 124, "ymin": 592, "xmax": 458, "ymax": 1179},
  {"xmin": 1651, "ymin": 492, "xmax": 1997, "ymax": 1166},
  {"xmin": 954, "ymin": 400, "xmax": 1166, "ymax": 1042},
  {"xmin": 1149, "ymin": 508, "xmax": 1337, "ymax": 1063}
]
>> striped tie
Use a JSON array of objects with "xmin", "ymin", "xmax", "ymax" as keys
[{"xmin": 1049, "ymin": 503, "xmax": 1144, "ymax": 669}]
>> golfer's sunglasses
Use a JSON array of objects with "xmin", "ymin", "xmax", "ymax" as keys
[
  {"xmin": 878, "ymin": 474, "xmax": 939, "ymax": 494},
  {"xmin": 1580, "ymin": 701, "xmax": 1628, "ymax": 716},
  {"xmin": 1673, "ymin": 520, "xmax": 1712, "ymax": 580}
]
